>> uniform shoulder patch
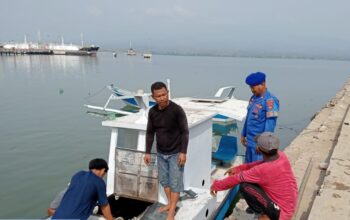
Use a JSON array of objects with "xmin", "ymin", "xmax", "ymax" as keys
[{"xmin": 267, "ymin": 99, "xmax": 274, "ymax": 110}]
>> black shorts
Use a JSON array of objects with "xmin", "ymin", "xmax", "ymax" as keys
[{"xmin": 240, "ymin": 182, "xmax": 281, "ymax": 220}]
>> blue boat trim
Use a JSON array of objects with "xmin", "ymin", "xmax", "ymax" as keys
[
  {"xmin": 111, "ymin": 86, "xmax": 156, "ymax": 108},
  {"xmin": 213, "ymin": 114, "xmax": 229, "ymax": 119},
  {"xmin": 214, "ymin": 185, "xmax": 240, "ymax": 220}
]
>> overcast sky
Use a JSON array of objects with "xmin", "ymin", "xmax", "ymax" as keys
[{"xmin": 1, "ymin": 0, "xmax": 349, "ymax": 56}]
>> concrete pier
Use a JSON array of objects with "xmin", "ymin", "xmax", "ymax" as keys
[
  {"xmin": 284, "ymin": 79, "xmax": 350, "ymax": 219},
  {"xmin": 225, "ymin": 79, "xmax": 350, "ymax": 220},
  {"xmin": 308, "ymin": 102, "xmax": 350, "ymax": 219}
]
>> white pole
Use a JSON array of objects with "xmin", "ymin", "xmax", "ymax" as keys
[
  {"xmin": 37, "ymin": 30, "xmax": 41, "ymax": 43},
  {"xmin": 106, "ymin": 128, "xmax": 117, "ymax": 195},
  {"xmin": 167, "ymin": 78, "xmax": 171, "ymax": 100},
  {"xmin": 81, "ymin": 33, "xmax": 84, "ymax": 47}
]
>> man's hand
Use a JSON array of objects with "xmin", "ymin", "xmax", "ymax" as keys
[
  {"xmin": 224, "ymin": 167, "xmax": 236, "ymax": 176},
  {"xmin": 210, "ymin": 186, "xmax": 217, "ymax": 197},
  {"xmin": 241, "ymin": 136, "xmax": 247, "ymax": 147},
  {"xmin": 178, "ymin": 153, "xmax": 186, "ymax": 166},
  {"xmin": 144, "ymin": 154, "xmax": 151, "ymax": 166},
  {"xmin": 47, "ymin": 208, "xmax": 56, "ymax": 216},
  {"xmin": 256, "ymin": 147, "xmax": 261, "ymax": 154}
]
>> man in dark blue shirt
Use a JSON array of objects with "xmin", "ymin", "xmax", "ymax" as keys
[{"xmin": 52, "ymin": 158, "xmax": 114, "ymax": 220}]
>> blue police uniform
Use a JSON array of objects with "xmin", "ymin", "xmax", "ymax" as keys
[{"xmin": 242, "ymin": 72, "xmax": 279, "ymax": 163}]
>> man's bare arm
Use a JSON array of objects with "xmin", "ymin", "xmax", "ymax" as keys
[{"xmin": 100, "ymin": 204, "xmax": 114, "ymax": 220}]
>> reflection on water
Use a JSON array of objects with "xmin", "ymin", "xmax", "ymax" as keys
[{"xmin": 0, "ymin": 55, "xmax": 98, "ymax": 77}]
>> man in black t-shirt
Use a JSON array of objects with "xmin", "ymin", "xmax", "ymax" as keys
[{"xmin": 144, "ymin": 81, "xmax": 189, "ymax": 220}]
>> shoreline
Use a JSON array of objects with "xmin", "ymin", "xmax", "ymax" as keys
[{"xmin": 97, "ymin": 50, "xmax": 350, "ymax": 62}]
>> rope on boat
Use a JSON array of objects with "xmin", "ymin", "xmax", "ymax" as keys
[{"xmin": 84, "ymin": 85, "xmax": 108, "ymax": 106}]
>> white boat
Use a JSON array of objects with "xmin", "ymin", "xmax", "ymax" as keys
[
  {"xmin": 48, "ymin": 37, "xmax": 99, "ymax": 55},
  {"xmin": 84, "ymin": 85, "xmax": 248, "ymax": 219},
  {"xmin": 143, "ymin": 53, "xmax": 152, "ymax": 59},
  {"xmin": 127, "ymin": 49, "xmax": 136, "ymax": 56},
  {"xmin": 85, "ymin": 82, "xmax": 245, "ymax": 123},
  {"xmin": 127, "ymin": 41, "xmax": 137, "ymax": 56},
  {"xmin": 1, "ymin": 35, "xmax": 99, "ymax": 56},
  {"xmin": 3, "ymin": 35, "xmax": 31, "ymax": 50}
]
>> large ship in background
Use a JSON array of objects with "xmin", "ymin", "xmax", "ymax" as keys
[{"xmin": 0, "ymin": 35, "xmax": 99, "ymax": 56}]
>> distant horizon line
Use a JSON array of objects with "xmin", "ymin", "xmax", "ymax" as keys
[{"xmin": 99, "ymin": 48, "xmax": 350, "ymax": 62}]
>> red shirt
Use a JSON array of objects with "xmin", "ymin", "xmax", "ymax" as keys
[{"xmin": 211, "ymin": 151, "xmax": 297, "ymax": 220}]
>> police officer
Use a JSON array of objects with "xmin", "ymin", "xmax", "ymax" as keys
[{"xmin": 241, "ymin": 72, "xmax": 279, "ymax": 163}]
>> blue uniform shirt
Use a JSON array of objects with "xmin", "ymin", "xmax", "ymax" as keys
[
  {"xmin": 52, "ymin": 171, "xmax": 109, "ymax": 220},
  {"xmin": 241, "ymin": 90, "xmax": 279, "ymax": 161}
]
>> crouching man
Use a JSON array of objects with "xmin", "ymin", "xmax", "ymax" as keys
[
  {"xmin": 211, "ymin": 132, "xmax": 297, "ymax": 220},
  {"xmin": 51, "ymin": 158, "xmax": 114, "ymax": 220}
]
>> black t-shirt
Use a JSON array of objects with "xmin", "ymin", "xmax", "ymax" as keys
[{"xmin": 146, "ymin": 101, "xmax": 189, "ymax": 155}]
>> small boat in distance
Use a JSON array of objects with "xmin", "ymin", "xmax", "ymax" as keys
[
  {"xmin": 143, "ymin": 53, "xmax": 152, "ymax": 59},
  {"xmin": 127, "ymin": 41, "xmax": 137, "ymax": 56},
  {"xmin": 127, "ymin": 48, "xmax": 136, "ymax": 56}
]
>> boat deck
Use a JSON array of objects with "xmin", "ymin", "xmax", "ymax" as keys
[
  {"xmin": 102, "ymin": 108, "xmax": 216, "ymax": 130},
  {"xmin": 173, "ymin": 97, "xmax": 247, "ymax": 121}
]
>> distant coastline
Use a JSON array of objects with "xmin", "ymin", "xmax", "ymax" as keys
[{"xmin": 100, "ymin": 48, "xmax": 350, "ymax": 62}]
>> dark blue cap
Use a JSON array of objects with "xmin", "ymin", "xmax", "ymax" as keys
[{"xmin": 245, "ymin": 72, "xmax": 266, "ymax": 86}]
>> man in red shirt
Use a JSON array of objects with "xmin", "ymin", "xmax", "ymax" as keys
[{"xmin": 211, "ymin": 132, "xmax": 297, "ymax": 220}]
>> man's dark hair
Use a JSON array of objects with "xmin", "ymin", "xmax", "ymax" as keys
[
  {"xmin": 89, "ymin": 158, "xmax": 109, "ymax": 172},
  {"xmin": 261, "ymin": 149, "xmax": 278, "ymax": 156},
  {"xmin": 151, "ymin": 81, "xmax": 167, "ymax": 93}
]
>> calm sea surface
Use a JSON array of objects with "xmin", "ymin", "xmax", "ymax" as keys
[{"xmin": 0, "ymin": 52, "xmax": 349, "ymax": 217}]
